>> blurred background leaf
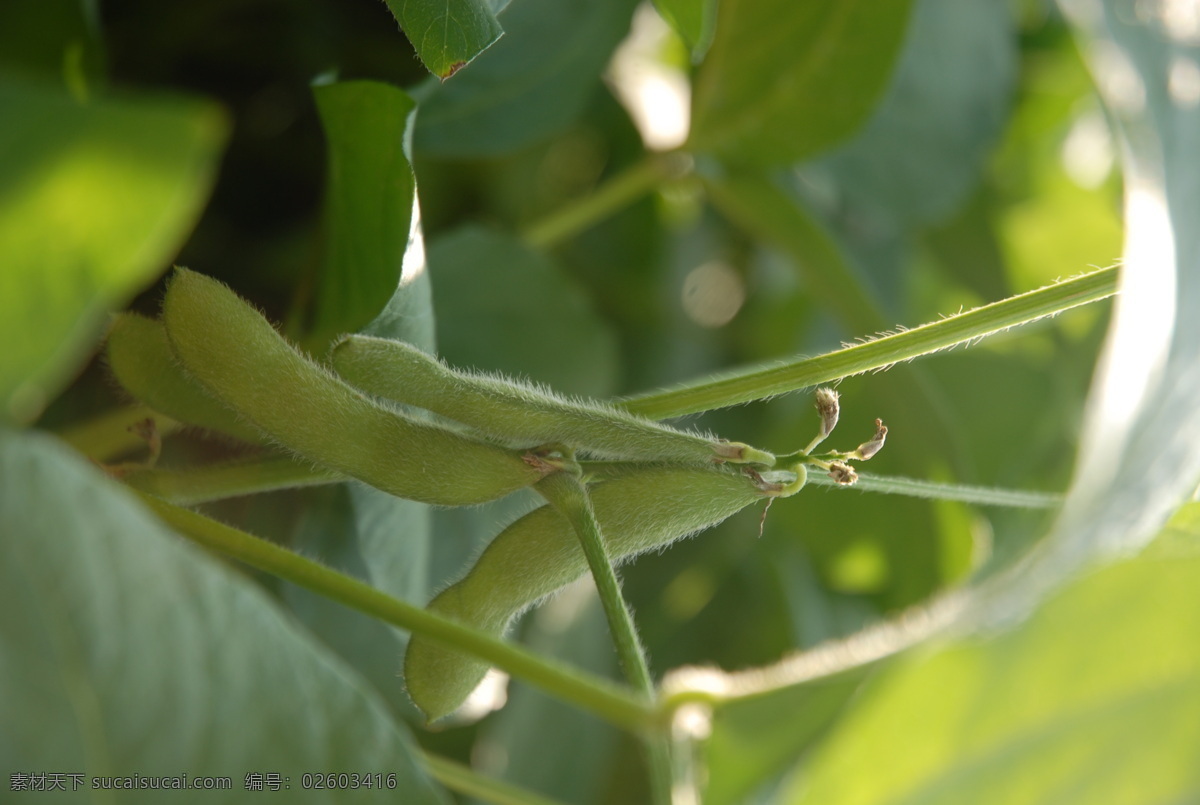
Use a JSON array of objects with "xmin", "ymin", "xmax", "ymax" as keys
[
  {"xmin": 652, "ymin": 0, "xmax": 717, "ymax": 61},
  {"xmin": 0, "ymin": 79, "xmax": 225, "ymax": 424},
  {"xmin": 781, "ymin": 546, "xmax": 1200, "ymax": 805},
  {"xmin": 688, "ymin": 0, "xmax": 915, "ymax": 164}
]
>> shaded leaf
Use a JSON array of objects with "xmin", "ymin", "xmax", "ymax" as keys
[
  {"xmin": 429, "ymin": 226, "xmax": 619, "ymax": 397},
  {"xmin": 688, "ymin": 0, "xmax": 914, "ymax": 165},
  {"xmin": 307, "ymin": 80, "xmax": 418, "ymax": 348},
  {"xmin": 0, "ymin": 78, "xmax": 225, "ymax": 423},
  {"xmin": 813, "ymin": 0, "xmax": 1017, "ymax": 226},
  {"xmin": 0, "ymin": 430, "xmax": 445, "ymax": 803},
  {"xmin": 379, "ymin": 0, "xmax": 502, "ymax": 79},
  {"xmin": 413, "ymin": 0, "xmax": 638, "ymax": 158}
]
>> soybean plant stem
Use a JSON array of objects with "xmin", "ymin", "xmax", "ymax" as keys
[
  {"xmin": 523, "ymin": 152, "xmax": 692, "ymax": 250},
  {"xmin": 422, "ymin": 751, "xmax": 568, "ymax": 805},
  {"xmin": 619, "ymin": 266, "xmax": 1119, "ymax": 420},
  {"xmin": 139, "ymin": 493, "xmax": 655, "ymax": 733},
  {"xmin": 56, "ymin": 405, "xmax": 179, "ymax": 462},
  {"xmin": 535, "ymin": 473, "xmax": 674, "ymax": 805},
  {"xmin": 123, "ymin": 455, "xmax": 341, "ymax": 505}
]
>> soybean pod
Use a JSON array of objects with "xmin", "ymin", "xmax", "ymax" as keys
[
  {"xmin": 404, "ymin": 462, "xmax": 806, "ymax": 721},
  {"xmin": 331, "ymin": 334, "xmax": 775, "ymax": 466},
  {"xmin": 105, "ymin": 312, "xmax": 264, "ymax": 444},
  {"xmin": 161, "ymin": 269, "xmax": 548, "ymax": 506}
]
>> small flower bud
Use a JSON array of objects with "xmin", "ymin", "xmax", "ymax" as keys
[
  {"xmin": 814, "ymin": 387, "xmax": 840, "ymax": 438},
  {"xmin": 827, "ymin": 460, "xmax": 858, "ymax": 485},
  {"xmin": 854, "ymin": 419, "xmax": 888, "ymax": 461}
]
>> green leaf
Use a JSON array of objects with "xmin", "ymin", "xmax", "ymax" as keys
[
  {"xmin": 378, "ymin": 0, "xmax": 502, "ymax": 79},
  {"xmin": 652, "ymin": 0, "xmax": 717, "ymax": 60},
  {"xmin": 781, "ymin": 551, "xmax": 1200, "ymax": 804},
  {"xmin": 0, "ymin": 430, "xmax": 445, "ymax": 803},
  {"xmin": 429, "ymin": 226, "xmax": 619, "ymax": 397},
  {"xmin": 413, "ymin": 0, "xmax": 638, "ymax": 158},
  {"xmin": 812, "ymin": 0, "xmax": 1017, "ymax": 225},
  {"xmin": 0, "ymin": 78, "xmax": 225, "ymax": 424},
  {"xmin": 688, "ymin": 0, "xmax": 915, "ymax": 165},
  {"xmin": 307, "ymin": 80, "xmax": 418, "ymax": 348}
]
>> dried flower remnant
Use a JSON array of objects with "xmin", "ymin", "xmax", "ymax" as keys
[
  {"xmin": 791, "ymin": 389, "xmax": 887, "ymax": 488},
  {"xmin": 854, "ymin": 419, "xmax": 888, "ymax": 461},
  {"xmin": 827, "ymin": 460, "xmax": 858, "ymax": 486}
]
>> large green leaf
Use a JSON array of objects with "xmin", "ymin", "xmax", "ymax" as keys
[
  {"xmin": 413, "ymin": 0, "xmax": 638, "ymax": 158},
  {"xmin": 307, "ymin": 80, "xmax": 418, "ymax": 348},
  {"xmin": 0, "ymin": 430, "xmax": 445, "ymax": 803},
  {"xmin": 782, "ymin": 550, "xmax": 1200, "ymax": 804},
  {"xmin": 0, "ymin": 79, "xmax": 225, "ymax": 424},
  {"xmin": 378, "ymin": 0, "xmax": 502, "ymax": 79},
  {"xmin": 688, "ymin": 0, "xmax": 915, "ymax": 165}
]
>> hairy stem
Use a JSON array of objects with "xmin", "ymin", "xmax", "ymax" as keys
[
  {"xmin": 139, "ymin": 493, "xmax": 655, "ymax": 732},
  {"xmin": 523, "ymin": 153, "xmax": 691, "ymax": 250},
  {"xmin": 808, "ymin": 471, "xmax": 1062, "ymax": 508},
  {"xmin": 535, "ymin": 472, "xmax": 673, "ymax": 805},
  {"xmin": 620, "ymin": 267, "xmax": 1118, "ymax": 419}
]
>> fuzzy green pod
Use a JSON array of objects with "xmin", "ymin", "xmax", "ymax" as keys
[
  {"xmin": 105, "ymin": 312, "xmax": 264, "ymax": 444},
  {"xmin": 331, "ymin": 334, "xmax": 775, "ymax": 466},
  {"xmin": 404, "ymin": 462, "xmax": 806, "ymax": 720},
  {"xmin": 161, "ymin": 269, "xmax": 547, "ymax": 506}
]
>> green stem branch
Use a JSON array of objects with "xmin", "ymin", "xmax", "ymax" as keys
[
  {"xmin": 56, "ymin": 406, "xmax": 179, "ymax": 462},
  {"xmin": 809, "ymin": 471, "xmax": 1062, "ymax": 508},
  {"xmin": 123, "ymin": 455, "xmax": 340, "ymax": 505},
  {"xmin": 523, "ymin": 153, "xmax": 691, "ymax": 250},
  {"xmin": 620, "ymin": 266, "xmax": 1118, "ymax": 419},
  {"xmin": 535, "ymin": 472, "xmax": 673, "ymax": 805},
  {"xmin": 138, "ymin": 493, "xmax": 654, "ymax": 732},
  {"xmin": 422, "ymin": 752, "xmax": 567, "ymax": 805}
]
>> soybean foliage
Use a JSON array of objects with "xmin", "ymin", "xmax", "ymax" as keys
[{"xmin": 4, "ymin": 1, "xmax": 1200, "ymax": 804}]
